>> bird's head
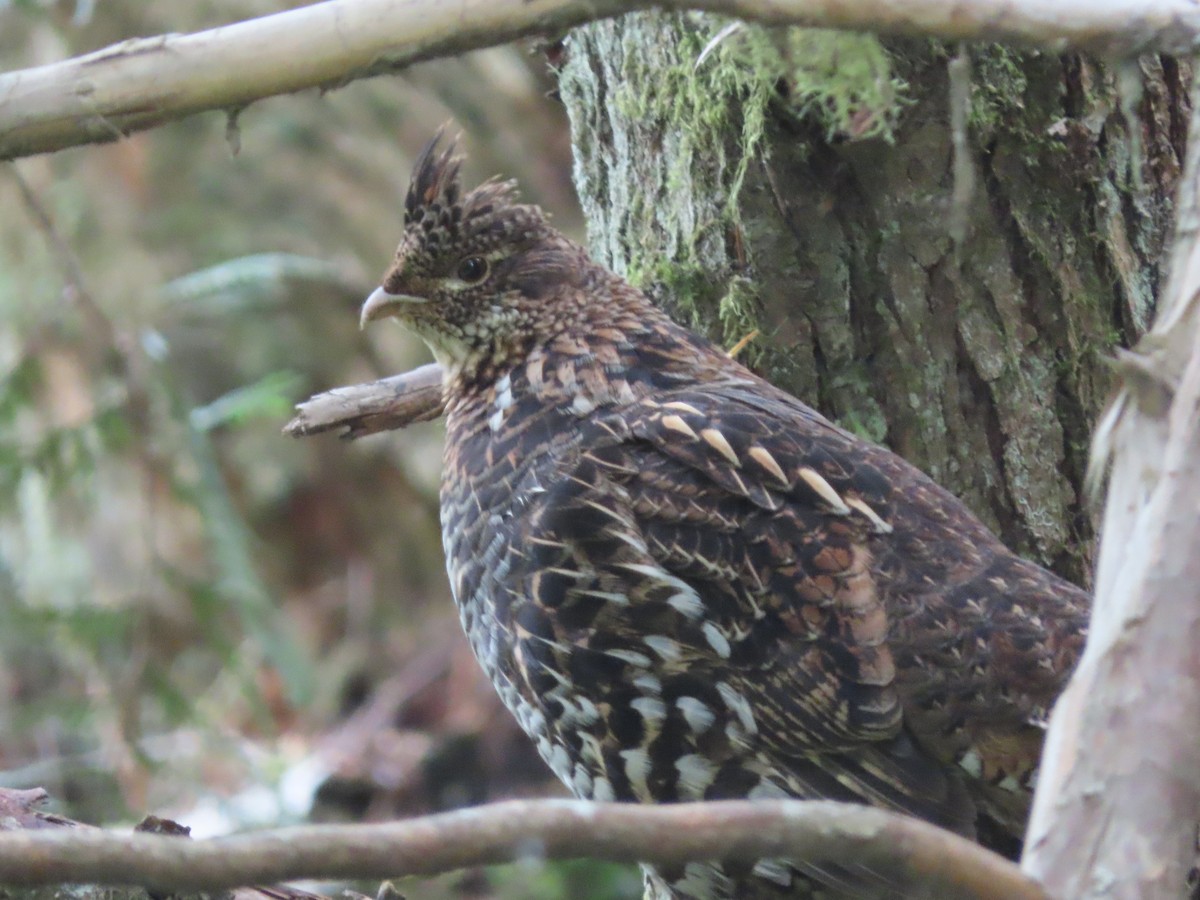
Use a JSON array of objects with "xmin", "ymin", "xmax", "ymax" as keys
[{"xmin": 360, "ymin": 133, "xmax": 584, "ymax": 379}]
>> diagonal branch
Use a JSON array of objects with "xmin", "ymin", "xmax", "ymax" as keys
[
  {"xmin": 284, "ymin": 363, "xmax": 444, "ymax": 439},
  {"xmin": 2, "ymin": 0, "xmax": 1197, "ymax": 161},
  {"xmin": 0, "ymin": 797, "xmax": 1047, "ymax": 899}
]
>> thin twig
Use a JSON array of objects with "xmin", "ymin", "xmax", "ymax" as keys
[{"xmin": 8, "ymin": 166, "xmax": 118, "ymax": 353}]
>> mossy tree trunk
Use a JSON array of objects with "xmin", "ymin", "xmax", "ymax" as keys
[{"xmin": 557, "ymin": 14, "xmax": 1187, "ymax": 588}]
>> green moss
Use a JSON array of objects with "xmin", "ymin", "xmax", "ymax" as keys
[
  {"xmin": 617, "ymin": 20, "xmax": 905, "ymax": 222},
  {"xmin": 580, "ymin": 14, "xmax": 905, "ymax": 360},
  {"xmin": 969, "ymin": 46, "xmax": 1073, "ymax": 173},
  {"xmin": 629, "ymin": 257, "xmax": 719, "ymax": 311},
  {"xmin": 717, "ymin": 275, "xmax": 761, "ymax": 344},
  {"xmin": 609, "ymin": 17, "xmax": 773, "ymax": 228},
  {"xmin": 774, "ymin": 28, "xmax": 908, "ymax": 143},
  {"xmin": 969, "ymin": 46, "xmax": 1029, "ymax": 138}
]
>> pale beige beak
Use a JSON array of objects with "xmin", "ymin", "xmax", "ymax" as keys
[{"xmin": 359, "ymin": 286, "xmax": 427, "ymax": 329}]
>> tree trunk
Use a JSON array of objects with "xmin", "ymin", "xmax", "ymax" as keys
[{"xmin": 556, "ymin": 13, "xmax": 1187, "ymax": 586}]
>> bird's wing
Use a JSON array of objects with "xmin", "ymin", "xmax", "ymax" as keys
[{"xmin": 502, "ymin": 378, "xmax": 977, "ymax": 834}]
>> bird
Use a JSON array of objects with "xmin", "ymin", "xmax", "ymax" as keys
[{"xmin": 358, "ymin": 134, "xmax": 1090, "ymax": 898}]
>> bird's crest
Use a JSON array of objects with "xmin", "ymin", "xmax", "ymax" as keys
[
  {"xmin": 405, "ymin": 130, "xmax": 463, "ymax": 225},
  {"xmin": 404, "ymin": 130, "xmax": 524, "ymax": 235}
]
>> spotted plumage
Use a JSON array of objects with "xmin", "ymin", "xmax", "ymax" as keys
[{"xmin": 360, "ymin": 135, "xmax": 1089, "ymax": 898}]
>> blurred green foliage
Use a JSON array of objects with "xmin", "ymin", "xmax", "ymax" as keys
[
  {"xmin": 0, "ymin": 1, "xmax": 630, "ymax": 896},
  {"xmin": 410, "ymin": 858, "xmax": 644, "ymax": 899}
]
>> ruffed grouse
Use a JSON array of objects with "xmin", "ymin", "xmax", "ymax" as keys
[{"xmin": 359, "ymin": 135, "xmax": 1089, "ymax": 898}]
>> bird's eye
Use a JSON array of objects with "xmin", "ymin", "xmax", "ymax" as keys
[{"xmin": 456, "ymin": 256, "xmax": 489, "ymax": 284}]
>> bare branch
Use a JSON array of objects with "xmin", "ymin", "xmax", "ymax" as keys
[
  {"xmin": 0, "ymin": 797, "xmax": 1047, "ymax": 899},
  {"xmin": 1, "ymin": 0, "xmax": 1197, "ymax": 161},
  {"xmin": 283, "ymin": 363, "xmax": 443, "ymax": 439},
  {"xmin": 0, "ymin": 789, "xmax": 337, "ymax": 900},
  {"xmin": 1021, "ymin": 67, "xmax": 1200, "ymax": 898}
]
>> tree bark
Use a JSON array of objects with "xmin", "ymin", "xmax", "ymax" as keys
[
  {"xmin": 557, "ymin": 13, "xmax": 1187, "ymax": 584},
  {"xmin": 1020, "ymin": 67, "xmax": 1200, "ymax": 899}
]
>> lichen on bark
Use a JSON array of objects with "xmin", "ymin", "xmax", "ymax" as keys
[
  {"xmin": 558, "ymin": 14, "xmax": 904, "ymax": 358},
  {"xmin": 557, "ymin": 13, "xmax": 1185, "ymax": 585}
]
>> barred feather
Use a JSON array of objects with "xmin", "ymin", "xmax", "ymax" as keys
[{"xmin": 362, "ymin": 136, "xmax": 1090, "ymax": 899}]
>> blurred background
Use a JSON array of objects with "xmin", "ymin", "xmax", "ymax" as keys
[{"xmin": 0, "ymin": 2, "xmax": 639, "ymax": 896}]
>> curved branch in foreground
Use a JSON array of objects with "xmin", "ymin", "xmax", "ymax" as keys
[
  {"xmin": 0, "ymin": 798, "xmax": 1045, "ymax": 899},
  {"xmin": 284, "ymin": 363, "xmax": 444, "ymax": 439},
  {"xmin": 1, "ymin": 0, "xmax": 1197, "ymax": 161}
]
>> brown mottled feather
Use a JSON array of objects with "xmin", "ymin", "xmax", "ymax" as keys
[{"xmin": 361, "ymin": 137, "xmax": 1090, "ymax": 899}]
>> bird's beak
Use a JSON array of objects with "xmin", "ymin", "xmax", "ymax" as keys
[{"xmin": 359, "ymin": 286, "xmax": 427, "ymax": 330}]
